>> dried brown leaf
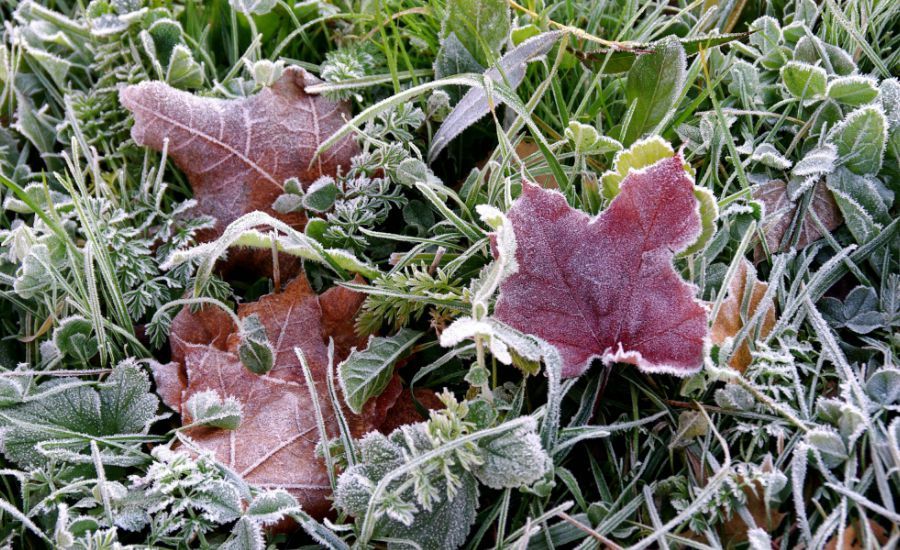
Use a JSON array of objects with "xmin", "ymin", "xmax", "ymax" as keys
[
  {"xmin": 155, "ymin": 275, "xmax": 403, "ymax": 517},
  {"xmin": 753, "ymin": 179, "xmax": 842, "ymax": 260},
  {"xmin": 710, "ymin": 259, "xmax": 777, "ymax": 372},
  {"xmin": 120, "ymin": 67, "xmax": 357, "ymax": 237}
]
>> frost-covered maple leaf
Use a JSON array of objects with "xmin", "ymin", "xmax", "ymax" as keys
[
  {"xmin": 494, "ymin": 154, "xmax": 708, "ymax": 378},
  {"xmin": 120, "ymin": 67, "xmax": 357, "ymax": 236},
  {"xmin": 152, "ymin": 275, "xmax": 405, "ymax": 517}
]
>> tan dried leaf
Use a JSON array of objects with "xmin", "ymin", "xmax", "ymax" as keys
[
  {"xmin": 120, "ymin": 67, "xmax": 357, "ymax": 236},
  {"xmin": 153, "ymin": 275, "xmax": 403, "ymax": 517},
  {"xmin": 710, "ymin": 259, "xmax": 777, "ymax": 372}
]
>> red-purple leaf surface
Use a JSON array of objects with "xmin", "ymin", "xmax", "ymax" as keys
[
  {"xmin": 120, "ymin": 67, "xmax": 357, "ymax": 236},
  {"xmin": 153, "ymin": 275, "xmax": 406, "ymax": 517},
  {"xmin": 494, "ymin": 155, "xmax": 708, "ymax": 378}
]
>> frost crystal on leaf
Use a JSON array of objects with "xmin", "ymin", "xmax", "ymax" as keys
[{"xmin": 493, "ymin": 154, "xmax": 708, "ymax": 378}]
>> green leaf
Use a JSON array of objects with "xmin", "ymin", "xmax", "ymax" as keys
[
  {"xmin": 184, "ymin": 390, "xmax": 242, "ymax": 430},
  {"xmin": 780, "ymin": 61, "xmax": 826, "ymax": 100},
  {"xmin": 828, "ymin": 105, "xmax": 887, "ymax": 175},
  {"xmin": 382, "ymin": 472, "xmax": 479, "ymax": 550},
  {"xmin": 826, "ymin": 76, "xmax": 879, "ymax": 106},
  {"xmin": 221, "ymin": 517, "xmax": 264, "ymax": 550},
  {"xmin": 564, "ymin": 121, "xmax": 622, "ymax": 155},
  {"xmin": 53, "ymin": 316, "xmax": 98, "ymax": 361},
  {"xmin": 472, "ymin": 417, "xmax": 551, "ymax": 489},
  {"xmin": 622, "ymin": 38, "xmax": 686, "ymax": 145},
  {"xmin": 0, "ymin": 361, "xmax": 159, "ymax": 468},
  {"xmin": 339, "ymin": 329, "xmax": 423, "ymax": 414},
  {"xmin": 575, "ymin": 33, "xmax": 749, "ymax": 75},
  {"xmin": 443, "ymin": 0, "xmax": 510, "ymax": 67},
  {"xmin": 866, "ymin": 369, "xmax": 900, "ymax": 406},
  {"xmin": 166, "ymin": 45, "xmax": 204, "ymax": 89},
  {"xmin": 301, "ymin": 178, "xmax": 340, "ymax": 213},
  {"xmin": 806, "ymin": 429, "xmax": 848, "ymax": 469},
  {"xmin": 245, "ymin": 490, "xmax": 301, "ymax": 524},
  {"xmin": 238, "ymin": 314, "xmax": 275, "ymax": 375}
]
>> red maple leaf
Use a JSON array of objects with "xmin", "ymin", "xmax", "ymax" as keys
[{"xmin": 494, "ymin": 154, "xmax": 708, "ymax": 378}]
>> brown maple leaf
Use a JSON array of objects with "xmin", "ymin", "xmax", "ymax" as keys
[
  {"xmin": 120, "ymin": 67, "xmax": 357, "ymax": 238},
  {"xmin": 710, "ymin": 259, "xmax": 777, "ymax": 372},
  {"xmin": 152, "ymin": 275, "xmax": 405, "ymax": 517},
  {"xmin": 752, "ymin": 178, "xmax": 842, "ymax": 260}
]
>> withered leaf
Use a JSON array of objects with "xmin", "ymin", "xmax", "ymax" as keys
[
  {"xmin": 152, "ymin": 275, "xmax": 404, "ymax": 517},
  {"xmin": 710, "ymin": 259, "xmax": 777, "ymax": 372},
  {"xmin": 120, "ymin": 67, "xmax": 358, "ymax": 236},
  {"xmin": 494, "ymin": 154, "xmax": 708, "ymax": 378},
  {"xmin": 752, "ymin": 179, "xmax": 842, "ymax": 260}
]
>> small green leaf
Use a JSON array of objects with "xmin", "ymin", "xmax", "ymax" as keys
[
  {"xmin": 238, "ymin": 314, "xmax": 275, "ymax": 375},
  {"xmin": 780, "ymin": 61, "xmax": 826, "ymax": 100},
  {"xmin": 339, "ymin": 328, "xmax": 423, "ymax": 414},
  {"xmin": 564, "ymin": 121, "xmax": 622, "ymax": 155},
  {"xmin": 53, "ymin": 316, "xmax": 98, "ymax": 361},
  {"xmin": 302, "ymin": 177, "xmax": 339, "ymax": 213},
  {"xmin": 245, "ymin": 490, "xmax": 301, "ymax": 524},
  {"xmin": 184, "ymin": 390, "xmax": 242, "ymax": 430},
  {"xmin": 444, "ymin": 0, "xmax": 510, "ymax": 66},
  {"xmin": 826, "ymin": 76, "xmax": 879, "ymax": 106},
  {"xmin": 866, "ymin": 369, "xmax": 900, "ymax": 406},
  {"xmin": 622, "ymin": 38, "xmax": 686, "ymax": 145},
  {"xmin": 828, "ymin": 105, "xmax": 887, "ymax": 176},
  {"xmin": 806, "ymin": 429, "xmax": 848, "ymax": 469}
]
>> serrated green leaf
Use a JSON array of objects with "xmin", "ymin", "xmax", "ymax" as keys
[
  {"xmin": 0, "ymin": 362, "xmax": 159, "ymax": 468},
  {"xmin": 339, "ymin": 328, "xmax": 423, "ymax": 414},
  {"xmin": 472, "ymin": 417, "xmax": 551, "ymax": 489}
]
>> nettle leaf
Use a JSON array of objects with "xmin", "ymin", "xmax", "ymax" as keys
[
  {"xmin": 828, "ymin": 105, "xmax": 887, "ymax": 176},
  {"xmin": 339, "ymin": 328, "xmax": 423, "ymax": 414},
  {"xmin": 443, "ymin": 0, "xmax": 510, "ymax": 67},
  {"xmin": 826, "ymin": 76, "xmax": 879, "ymax": 106},
  {"xmin": 472, "ymin": 416, "xmax": 551, "ymax": 489},
  {"xmin": 245, "ymin": 490, "xmax": 302, "ymax": 524},
  {"xmin": 120, "ymin": 67, "xmax": 358, "ymax": 239},
  {"xmin": 0, "ymin": 361, "xmax": 159, "ymax": 468},
  {"xmin": 780, "ymin": 61, "xmax": 826, "ymax": 100},
  {"xmin": 710, "ymin": 259, "xmax": 776, "ymax": 372},
  {"xmin": 622, "ymin": 38, "xmax": 686, "ymax": 146},
  {"xmin": 429, "ymin": 31, "xmax": 563, "ymax": 162},
  {"xmin": 752, "ymin": 179, "xmax": 842, "ymax": 257},
  {"xmin": 494, "ymin": 154, "xmax": 708, "ymax": 378},
  {"xmin": 152, "ymin": 274, "xmax": 407, "ymax": 517}
]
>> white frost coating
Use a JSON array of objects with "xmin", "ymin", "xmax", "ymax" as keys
[
  {"xmin": 826, "ymin": 75, "xmax": 879, "ymax": 104},
  {"xmin": 749, "ymin": 143, "xmax": 793, "ymax": 170},
  {"xmin": 793, "ymin": 143, "xmax": 837, "ymax": 178},
  {"xmin": 439, "ymin": 317, "xmax": 512, "ymax": 364},
  {"xmin": 828, "ymin": 104, "xmax": 888, "ymax": 175}
]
